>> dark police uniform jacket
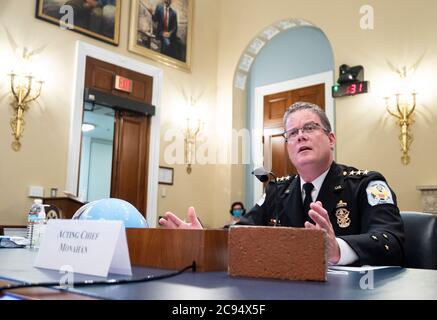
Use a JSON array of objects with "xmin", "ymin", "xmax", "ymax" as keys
[{"xmin": 239, "ymin": 162, "xmax": 405, "ymax": 266}]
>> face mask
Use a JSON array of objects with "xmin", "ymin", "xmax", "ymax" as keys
[{"xmin": 232, "ymin": 209, "xmax": 243, "ymax": 218}]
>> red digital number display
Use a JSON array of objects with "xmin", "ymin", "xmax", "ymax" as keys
[
  {"xmin": 347, "ymin": 83, "xmax": 357, "ymax": 94},
  {"xmin": 347, "ymin": 83, "xmax": 365, "ymax": 94},
  {"xmin": 332, "ymin": 81, "xmax": 368, "ymax": 98}
]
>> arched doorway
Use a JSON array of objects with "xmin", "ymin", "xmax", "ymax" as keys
[{"xmin": 231, "ymin": 18, "xmax": 335, "ymax": 206}]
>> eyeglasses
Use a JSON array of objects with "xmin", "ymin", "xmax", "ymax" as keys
[{"xmin": 283, "ymin": 121, "xmax": 329, "ymax": 141}]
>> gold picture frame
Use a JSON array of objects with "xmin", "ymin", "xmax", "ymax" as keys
[
  {"xmin": 128, "ymin": 0, "xmax": 193, "ymax": 71},
  {"xmin": 35, "ymin": 0, "xmax": 121, "ymax": 46}
]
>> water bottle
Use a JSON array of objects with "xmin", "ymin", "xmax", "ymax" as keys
[
  {"xmin": 26, "ymin": 199, "xmax": 45, "ymax": 248},
  {"xmin": 34, "ymin": 204, "xmax": 47, "ymax": 248}
]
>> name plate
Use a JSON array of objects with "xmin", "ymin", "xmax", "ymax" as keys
[{"xmin": 34, "ymin": 220, "xmax": 132, "ymax": 277}]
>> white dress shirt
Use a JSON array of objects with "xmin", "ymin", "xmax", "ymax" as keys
[{"xmin": 300, "ymin": 168, "xmax": 358, "ymax": 265}]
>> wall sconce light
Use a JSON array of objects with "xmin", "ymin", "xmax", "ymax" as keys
[
  {"xmin": 8, "ymin": 72, "xmax": 44, "ymax": 151},
  {"xmin": 184, "ymin": 118, "xmax": 202, "ymax": 174},
  {"xmin": 384, "ymin": 91, "xmax": 417, "ymax": 165}
]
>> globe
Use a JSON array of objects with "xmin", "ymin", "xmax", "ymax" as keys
[{"xmin": 72, "ymin": 198, "xmax": 148, "ymax": 228}]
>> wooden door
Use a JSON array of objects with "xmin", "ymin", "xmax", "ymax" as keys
[
  {"xmin": 263, "ymin": 83, "xmax": 325, "ymax": 178},
  {"xmin": 111, "ymin": 111, "xmax": 150, "ymax": 215},
  {"xmin": 84, "ymin": 57, "xmax": 153, "ymax": 216}
]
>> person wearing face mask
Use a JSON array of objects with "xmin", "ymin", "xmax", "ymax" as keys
[
  {"xmin": 159, "ymin": 102, "xmax": 405, "ymax": 267},
  {"xmin": 224, "ymin": 202, "xmax": 246, "ymax": 228}
]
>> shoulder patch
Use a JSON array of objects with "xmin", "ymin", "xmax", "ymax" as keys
[
  {"xmin": 257, "ymin": 193, "xmax": 266, "ymax": 206},
  {"xmin": 366, "ymin": 180, "xmax": 394, "ymax": 206}
]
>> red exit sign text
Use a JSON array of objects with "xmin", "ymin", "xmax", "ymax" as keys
[{"xmin": 114, "ymin": 75, "xmax": 133, "ymax": 93}]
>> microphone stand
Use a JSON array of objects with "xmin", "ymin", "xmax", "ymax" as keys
[
  {"xmin": 251, "ymin": 167, "xmax": 281, "ymax": 227},
  {"xmin": 267, "ymin": 172, "xmax": 281, "ymax": 227}
]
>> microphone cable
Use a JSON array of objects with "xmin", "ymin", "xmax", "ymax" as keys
[{"xmin": 0, "ymin": 261, "xmax": 196, "ymax": 292}]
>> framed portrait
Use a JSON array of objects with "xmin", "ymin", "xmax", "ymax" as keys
[
  {"xmin": 158, "ymin": 166, "xmax": 174, "ymax": 185},
  {"xmin": 128, "ymin": 0, "xmax": 193, "ymax": 71},
  {"xmin": 35, "ymin": 0, "xmax": 121, "ymax": 46}
]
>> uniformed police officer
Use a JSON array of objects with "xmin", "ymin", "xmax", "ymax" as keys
[{"xmin": 159, "ymin": 102, "xmax": 405, "ymax": 267}]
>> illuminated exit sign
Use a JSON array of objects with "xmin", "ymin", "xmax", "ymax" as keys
[{"xmin": 114, "ymin": 75, "xmax": 133, "ymax": 93}]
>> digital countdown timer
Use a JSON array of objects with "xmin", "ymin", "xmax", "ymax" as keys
[{"xmin": 332, "ymin": 81, "xmax": 369, "ymax": 97}]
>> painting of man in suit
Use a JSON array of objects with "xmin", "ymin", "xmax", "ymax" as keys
[
  {"xmin": 146, "ymin": 0, "xmax": 178, "ymax": 58},
  {"xmin": 132, "ymin": 0, "xmax": 191, "ymax": 68}
]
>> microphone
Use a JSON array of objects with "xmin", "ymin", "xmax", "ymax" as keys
[
  {"xmin": 251, "ymin": 167, "xmax": 274, "ymax": 183},
  {"xmin": 251, "ymin": 167, "xmax": 280, "ymax": 226}
]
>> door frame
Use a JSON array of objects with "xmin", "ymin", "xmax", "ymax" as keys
[
  {"xmin": 252, "ymin": 71, "xmax": 335, "ymax": 205},
  {"xmin": 66, "ymin": 41, "xmax": 162, "ymax": 227}
]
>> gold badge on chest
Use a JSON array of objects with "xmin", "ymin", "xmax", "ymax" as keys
[{"xmin": 335, "ymin": 200, "xmax": 351, "ymax": 228}]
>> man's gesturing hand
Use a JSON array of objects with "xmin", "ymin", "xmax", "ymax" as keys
[
  {"xmin": 158, "ymin": 206, "xmax": 203, "ymax": 229},
  {"xmin": 304, "ymin": 201, "xmax": 340, "ymax": 264}
]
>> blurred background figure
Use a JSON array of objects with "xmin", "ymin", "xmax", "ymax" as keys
[
  {"xmin": 63, "ymin": 0, "xmax": 101, "ymax": 31},
  {"xmin": 225, "ymin": 202, "xmax": 246, "ymax": 228},
  {"xmin": 99, "ymin": 0, "xmax": 117, "ymax": 38}
]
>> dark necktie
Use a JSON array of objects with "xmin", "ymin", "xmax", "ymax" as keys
[
  {"xmin": 302, "ymin": 182, "xmax": 314, "ymax": 223},
  {"xmin": 164, "ymin": 7, "xmax": 169, "ymax": 32}
]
